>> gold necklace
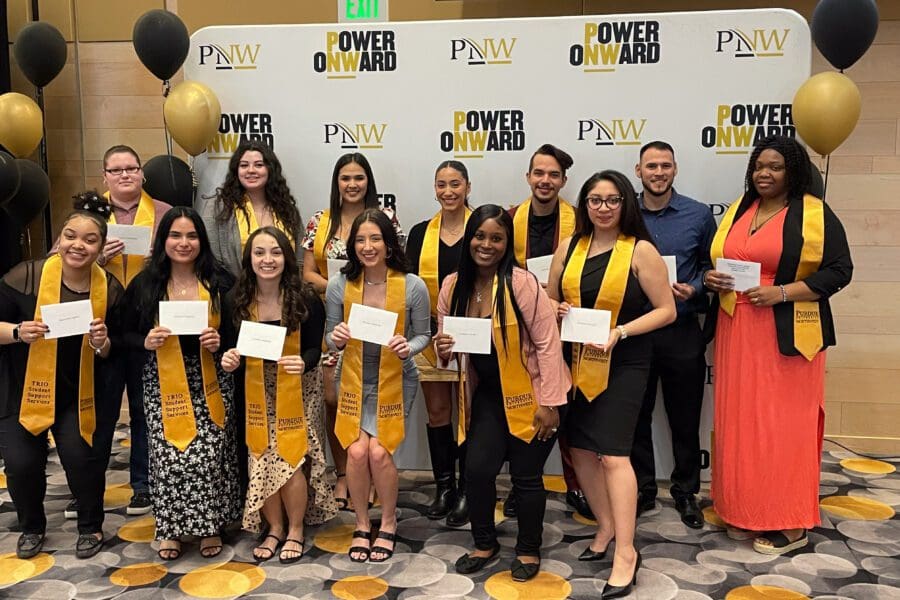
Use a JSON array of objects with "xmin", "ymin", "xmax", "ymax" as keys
[
  {"xmin": 169, "ymin": 276, "xmax": 196, "ymax": 297},
  {"xmin": 751, "ymin": 204, "xmax": 787, "ymax": 234},
  {"xmin": 474, "ymin": 280, "xmax": 491, "ymax": 303}
]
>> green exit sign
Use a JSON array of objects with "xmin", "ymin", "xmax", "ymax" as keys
[{"xmin": 340, "ymin": 0, "xmax": 388, "ymax": 22}]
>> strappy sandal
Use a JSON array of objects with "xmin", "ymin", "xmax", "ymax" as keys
[
  {"xmin": 279, "ymin": 538, "xmax": 305, "ymax": 564},
  {"xmin": 348, "ymin": 529, "xmax": 371, "ymax": 563},
  {"xmin": 335, "ymin": 472, "xmax": 350, "ymax": 511},
  {"xmin": 157, "ymin": 540, "xmax": 182, "ymax": 561},
  {"xmin": 369, "ymin": 530, "xmax": 396, "ymax": 563},
  {"xmin": 253, "ymin": 534, "xmax": 283, "ymax": 562},
  {"xmin": 753, "ymin": 529, "xmax": 808, "ymax": 555},
  {"xmin": 200, "ymin": 536, "xmax": 223, "ymax": 559}
]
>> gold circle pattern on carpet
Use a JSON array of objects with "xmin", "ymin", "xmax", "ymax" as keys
[
  {"xmin": 573, "ymin": 512, "xmax": 597, "ymax": 526},
  {"xmin": 331, "ymin": 575, "xmax": 389, "ymax": 600},
  {"xmin": 0, "ymin": 473, "xmax": 7, "ymax": 488},
  {"xmin": 104, "ymin": 483, "xmax": 134, "ymax": 508},
  {"xmin": 121, "ymin": 438, "xmax": 132, "ymax": 448},
  {"xmin": 0, "ymin": 553, "xmax": 54, "ymax": 585},
  {"xmin": 703, "ymin": 506, "xmax": 727, "ymax": 528},
  {"xmin": 314, "ymin": 523, "xmax": 357, "ymax": 553},
  {"xmin": 118, "ymin": 515, "xmax": 157, "ymax": 542},
  {"xmin": 542, "ymin": 475, "xmax": 567, "ymax": 494},
  {"xmin": 109, "ymin": 563, "xmax": 168, "ymax": 587},
  {"xmin": 839, "ymin": 458, "xmax": 895, "ymax": 474},
  {"xmin": 725, "ymin": 585, "xmax": 810, "ymax": 599},
  {"xmin": 820, "ymin": 495, "xmax": 895, "ymax": 520},
  {"xmin": 179, "ymin": 562, "xmax": 265, "ymax": 598},
  {"xmin": 485, "ymin": 570, "xmax": 572, "ymax": 599}
]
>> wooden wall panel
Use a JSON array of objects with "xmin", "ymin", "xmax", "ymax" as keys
[
  {"xmin": 75, "ymin": 0, "xmax": 164, "ymax": 42},
  {"xmin": 839, "ymin": 210, "xmax": 900, "ymax": 247}
]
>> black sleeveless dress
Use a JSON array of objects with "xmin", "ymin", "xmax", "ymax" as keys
[{"xmin": 562, "ymin": 248, "xmax": 651, "ymax": 456}]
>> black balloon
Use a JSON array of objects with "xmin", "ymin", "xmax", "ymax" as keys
[
  {"xmin": 0, "ymin": 151, "xmax": 21, "ymax": 205},
  {"xmin": 809, "ymin": 160, "xmax": 825, "ymax": 199},
  {"xmin": 812, "ymin": 0, "xmax": 879, "ymax": 70},
  {"xmin": 143, "ymin": 154, "xmax": 195, "ymax": 207},
  {"xmin": 0, "ymin": 207, "xmax": 24, "ymax": 278},
  {"xmin": 12, "ymin": 21, "xmax": 67, "ymax": 88},
  {"xmin": 132, "ymin": 10, "xmax": 190, "ymax": 81},
  {"xmin": 5, "ymin": 159, "xmax": 50, "ymax": 228}
]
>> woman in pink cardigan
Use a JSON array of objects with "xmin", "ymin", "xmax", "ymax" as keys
[{"xmin": 435, "ymin": 204, "xmax": 570, "ymax": 583}]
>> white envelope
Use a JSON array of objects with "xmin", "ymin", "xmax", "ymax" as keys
[
  {"xmin": 715, "ymin": 258, "xmax": 761, "ymax": 293},
  {"xmin": 347, "ymin": 303, "xmax": 398, "ymax": 346},
  {"xmin": 662, "ymin": 255, "xmax": 678, "ymax": 286},
  {"xmin": 237, "ymin": 321, "xmax": 287, "ymax": 361},
  {"xmin": 443, "ymin": 316, "xmax": 492, "ymax": 355},
  {"xmin": 159, "ymin": 300, "xmax": 209, "ymax": 335},
  {"xmin": 106, "ymin": 224, "xmax": 152, "ymax": 256},
  {"xmin": 526, "ymin": 254, "xmax": 553, "ymax": 285},
  {"xmin": 41, "ymin": 299, "xmax": 94, "ymax": 339},
  {"xmin": 560, "ymin": 307, "xmax": 612, "ymax": 345},
  {"xmin": 327, "ymin": 258, "xmax": 348, "ymax": 278}
]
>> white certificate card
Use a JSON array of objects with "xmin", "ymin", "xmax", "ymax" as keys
[
  {"xmin": 526, "ymin": 254, "xmax": 553, "ymax": 285},
  {"xmin": 443, "ymin": 316, "xmax": 492, "ymax": 355},
  {"xmin": 560, "ymin": 307, "xmax": 612, "ymax": 345},
  {"xmin": 41, "ymin": 299, "xmax": 93, "ymax": 339},
  {"xmin": 715, "ymin": 258, "xmax": 761, "ymax": 292},
  {"xmin": 662, "ymin": 255, "xmax": 678, "ymax": 286},
  {"xmin": 237, "ymin": 321, "xmax": 287, "ymax": 361},
  {"xmin": 327, "ymin": 258, "xmax": 348, "ymax": 278},
  {"xmin": 347, "ymin": 303, "xmax": 398, "ymax": 346},
  {"xmin": 159, "ymin": 301, "xmax": 208, "ymax": 335},
  {"xmin": 106, "ymin": 224, "xmax": 152, "ymax": 256}
]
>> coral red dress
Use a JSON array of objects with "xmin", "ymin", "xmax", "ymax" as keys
[{"xmin": 712, "ymin": 202, "xmax": 825, "ymax": 530}]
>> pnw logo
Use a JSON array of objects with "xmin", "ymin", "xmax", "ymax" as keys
[
  {"xmin": 450, "ymin": 37, "xmax": 516, "ymax": 65},
  {"xmin": 208, "ymin": 113, "xmax": 275, "ymax": 158},
  {"xmin": 716, "ymin": 28, "xmax": 789, "ymax": 58},
  {"xmin": 323, "ymin": 123, "xmax": 387, "ymax": 149},
  {"xmin": 439, "ymin": 110, "xmax": 526, "ymax": 159},
  {"xmin": 570, "ymin": 21, "xmax": 660, "ymax": 72},
  {"xmin": 701, "ymin": 104, "xmax": 794, "ymax": 154},
  {"xmin": 198, "ymin": 44, "xmax": 261, "ymax": 70},
  {"xmin": 577, "ymin": 118, "xmax": 647, "ymax": 146},
  {"xmin": 312, "ymin": 30, "xmax": 397, "ymax": 79}
]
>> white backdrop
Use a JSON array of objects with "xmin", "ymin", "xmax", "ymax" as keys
[{"xmin": 187, "ymin": 9, "xmax": 810, "ymax": 476}]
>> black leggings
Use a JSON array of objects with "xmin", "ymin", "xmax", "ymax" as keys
[{"xmin": 0, "ymin": 401, "xmax": 114, "ymax": 535}]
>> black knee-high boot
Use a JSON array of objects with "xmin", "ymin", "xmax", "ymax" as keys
[
  {"xmin": 425, "ymin": 424, "xmax": 457, "ymax": 519},
  {"xmin": 446, "ymin": 439, "xmax": 469, "ymax": 527}
]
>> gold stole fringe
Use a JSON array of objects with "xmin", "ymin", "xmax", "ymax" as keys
[
  {"xmin": 104, "ymin": 190, "xmax": 154, "ymax": 287},
  {"xmin": 20, "ymin": 256, "xmax": 106, "ymax": 445},
  {"xmin": 419, "ymin": 208, "xmax": 471, "ymax": 365},
  {"xmin": 236, "ymin": 195, "xmax": 292, "ymax": 252},
  {"xmin": 561, "ymin": 234, "xmax": 635, "ymax": 401},
  {"xmin": 313, "ymin": 210, "xmax": 332, "ymax": 277},
  {"xmin": 336, "ymin": 270, "xmax": 406, "ymax": 454},
  {"xmin": 512, "ymin": 197, "xmax": 576, "ymax": 266},
  {"xmin": 156, "ymin": 283, "xmax": 225, "ymax": 452},
  {"xmin": 244, "ymin": 306, "xmax": 307, "ymax": 466}
]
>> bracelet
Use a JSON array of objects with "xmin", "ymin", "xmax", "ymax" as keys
[
  {"xmin": 89, "ymin": 338, "xmax": 109, "ymax": 355},
  {"xmin": 780, "ymin": 285, "xmax": 788, "ymax": 304},
  {"xmin": 616, "ymin": 325, "xmax": 628, "ymax": 340}
]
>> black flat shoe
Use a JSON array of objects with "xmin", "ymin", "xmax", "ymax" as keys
[
  {"xmin": 455, "ymin": 544, "xmax": 500, "ymax": 574},
  {"xmin": 674, "ymin": 495, "xmax": 705, "ymax": 530},
  {"xmin": 348, "ymin": 530, "xmax": 371, "ymax": 563},
  {"xmin": 75, "ymin": 533, "xmax": 104, "ymax": 559},
  {"xmin": 600, "ymin": 551, "xmax": 642, "ymax": 599},
  {"xmin": 578, "ymin": 538, "xmax": 613, "ymax": 562},
  {"xmin": 16, "ymin": 532, "xmax": 45, "ymax": 559},
  {"xmin": 510, "ymin": 557, "xmax": 540, "ymax": 582}
]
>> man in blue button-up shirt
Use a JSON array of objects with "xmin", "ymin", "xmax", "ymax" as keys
[{"xmin": 630, "ymin": 141, "xmax": 716, "ymax": 529}]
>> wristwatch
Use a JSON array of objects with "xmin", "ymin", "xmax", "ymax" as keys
[{"xmin": 12, "ymin": 323, "xmax": 20, "ymax": 342}]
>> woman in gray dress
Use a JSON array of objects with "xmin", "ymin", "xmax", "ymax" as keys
[{"xmin": 325, "ymin": 209, "xmax": 431, "ymax": 563}]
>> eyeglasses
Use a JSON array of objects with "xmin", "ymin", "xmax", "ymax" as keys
[
  {"xmin": 586, "ymin": 195, "xmax": 623, "ymax": 209},
  {"xmin": 104, "ymin": 166, "xmax": 141, "ymax": 176}
]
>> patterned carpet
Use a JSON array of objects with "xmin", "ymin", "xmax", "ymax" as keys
[{"xmin": 0, "ymin": 426, "xmax": 898, "ymax": 599}]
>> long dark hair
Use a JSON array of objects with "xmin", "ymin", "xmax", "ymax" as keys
[
  {"xmin": 328, "ymin": 153, "xmax": 380, "ymax": 241},
  {"xmin": 234, "ymin": 226, "xmax": 316, "ymax": 332},
  {"xmin": 448, "ymin": 204, "xmax": 526, "ymax": 353},
  {"xmin": 743, "ymin": 135, "xmax": 812, "ymax": 205},
  {"xmin": 574, "ymin": 170, "xmax": 652, "ymax": 242},
  {"xmin": 435, "ymin": 159, "xmax": 471, "ymax": 208},
  {"xmin": 342, "ymin": 208, "xmax": 408, "ymax": 281},
  {"xmin": 135, "ymin": 206, "xmax": 231, "ymax": 330},
  {"xmin": 214, "ymin": 140, "xmax": 301, "ymax": 238}
]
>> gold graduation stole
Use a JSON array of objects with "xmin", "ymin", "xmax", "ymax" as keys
[
  {"xmin": 419, "ymin": 208, "xmax": 471, "ymax": 365},
  {"xmin": 104, "ymin": 190, "xmax": 154, "ymax": 287},
  {"xmin": 336, "ymin": 270, "xmax": 406, "ymax": 454},
  {"xmin": 793, "ymin": 196, "xmax": 825, "ymax": 360},
  {"xmin": 561, "ymin": 234, "xmax": 635, "ymax": 401},
  {"xmin": 709, "ymin": 198, "xmax": 742, "ymax": 316},
  {"xmin": 313, "ymin": 210, "xmax": 333, "ymax": 277},
  {"xmin": 513, "ymin": 197, "xmax": 576, "ymax": 266},
  {"xmin": 244, "ymin": 305, "xmax": 307, "ymax": 466},
  {"xmin": 236, "ymin": 195, "xmax": 291, "ymax": 251},
  {"xmin": 156, "ymin": 283, "xmax": 225, "ymax": 451},
  {"xmin": 491, "ymin": 276, "xmax": 540, "ymax": 442},
  {"xmin": 20, "ymin": 255, "xmax": 107, "ymax": 445}
]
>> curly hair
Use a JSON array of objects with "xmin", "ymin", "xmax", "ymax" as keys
[
  {"xmin": 214, "ymin": 140, "xmax": 301, "ymax": 239},
  {"xmin": 743, "ymin": 135, "xmax": 812, "ymax": 204},
  {"xmin": 233, "ymin": 226, "xmax": 317, "ymax": 333},
  {"xmin": 66, "ymin": 190, "xmax": 111, "ymax": 242}
]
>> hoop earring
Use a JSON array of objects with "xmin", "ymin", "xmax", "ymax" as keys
[{"xmin": 386, "ymin": 248, "xmax": 393, "ymax": 259}]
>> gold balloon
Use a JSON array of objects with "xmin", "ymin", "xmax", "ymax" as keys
[
  {"xmin": 792, "ymin": 72, "xmax": 861, "ymax": 156},
  {"xmin": 163, "ymin": 81, "xmax": 221, "ymax": 156},
  {"xmin": 0, "ymin": 93, "xmax": 44, "ymax": 158}
]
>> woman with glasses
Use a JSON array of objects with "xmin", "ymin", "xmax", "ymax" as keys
[{"xmin": 546, "ymin": 171, "xmax": 675, "ymax": 599}]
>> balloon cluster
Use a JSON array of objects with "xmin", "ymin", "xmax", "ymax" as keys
[{"xmin": 793, "ymin": 0, "xmax": 879, "ymax": 157}]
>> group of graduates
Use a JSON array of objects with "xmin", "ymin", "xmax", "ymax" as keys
[{"xmin": 0, "ymin": 134, "xmax": 850, "ymax": 599}]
